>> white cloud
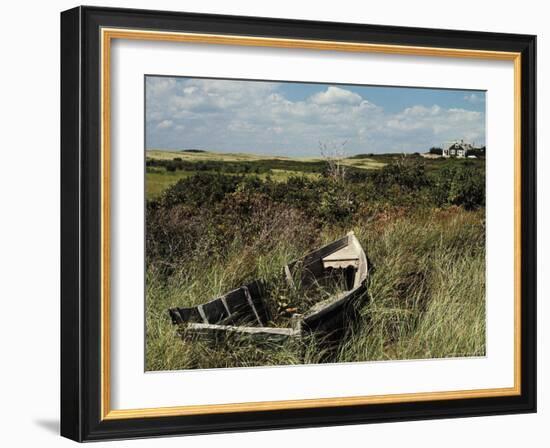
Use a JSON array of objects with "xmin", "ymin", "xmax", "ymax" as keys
[
  {"xmin": 156, "ymin": 119, "xmax": 173, "ymax": 129},
  {"xmin": 463, "ymin": 93, "xmax": 484, "ymax": 104},
  {"xmin": 146, "ymin": 77, "xmax": 486, "ymax": 155},
  {"xmin": 310, "ymin": 86, "xmax": 363, "ymax": 105}
]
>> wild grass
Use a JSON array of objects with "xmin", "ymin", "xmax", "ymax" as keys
[{"xmin": 145, "ymin": 206, "xmax": 485, "ymax": 371}]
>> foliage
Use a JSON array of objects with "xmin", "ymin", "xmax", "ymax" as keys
[
  {"xmin": 157, "ymin": 172, "xmax": 241, "ymax": 208},
  {"xmin": 371, "ymin": 157, "xmax": 430, "ymax": 194},
  {"xmin": 466, "ymin": 147, "xmax": 486, "ymax": 158},
  {"xmin": 432, "ymin": 165, "xmax": 485, "ymax": 210}
]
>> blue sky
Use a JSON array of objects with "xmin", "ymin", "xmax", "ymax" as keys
[{"xmin": 146, "ymin": 76, "xmax": 486, "ymax": 156}]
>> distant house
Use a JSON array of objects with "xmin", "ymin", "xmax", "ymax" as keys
[{"xmin": 442, "ymin": 139, "xmax": 475, "ymax": 158}]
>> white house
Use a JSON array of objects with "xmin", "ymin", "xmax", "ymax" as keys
[{"xmin": 442, "ymin": 139, "xmax": 475, "ymax": 158}]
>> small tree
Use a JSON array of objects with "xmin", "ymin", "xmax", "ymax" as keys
[
  {"xmin": 318, "ymin": 140, "xmax": 357, "ymax": 223},
  {"xmin": 319, "ymin": 140, "xmax": 348, "ymax": 183}
]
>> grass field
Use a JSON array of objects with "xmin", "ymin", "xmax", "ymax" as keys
[{"xmin": 145, "ymin": 149, "xmax": 486, "ymax": 371}]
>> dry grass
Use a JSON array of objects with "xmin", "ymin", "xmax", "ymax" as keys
[{"xmin": 145, "ymin": 206, "xmax": 485, "ymax": 371}]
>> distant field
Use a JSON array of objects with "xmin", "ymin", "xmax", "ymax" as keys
[
  {"xmin": 145, "ymin": 149, "xmax": 390, "ymax": 199},
  {"xmin": 147, "ymin": 149, "xmax": 388, "ymax": 166},
  {"xmin": 341, "ymin": 158, "xmax": 387, "ymax": 169},
  {"xmin": 147, "ymin": 149, "xmax": 291, "ymax": 162},
  {"xmin": 146, "ymin": 169, "xmax": 195, "ymax": 199}
]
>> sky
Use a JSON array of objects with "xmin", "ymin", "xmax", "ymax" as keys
[{"xmin": 145, "ymin": 76, "xmax": 486, "ymax": 157}]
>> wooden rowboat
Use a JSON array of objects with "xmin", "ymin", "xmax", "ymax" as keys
[{"xmin": 169, "ymin": 231, "xmax": 368, "ymax": 341}]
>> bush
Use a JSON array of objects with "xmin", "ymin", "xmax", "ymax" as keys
[
  {"xmin": 159, "ymin": 172, "xmax": 242, "ymax": 208},
  {"xmin": 371, "ymin": 158, "xmax": 430, "ymax": 195},
  {"xmin": 466, "ymin": 148, "xmax": 485, "ymax": 158},
  {"xmin": 433, "ymin": 165, "xmax": 485, "ymax": 210},
  {"xmin": 145, "ymin": 161, "xmax": 485, "ymax": 276},
  {"xmin": 146, "ymin": 188, "xmax": 318, "ymax": 276}
]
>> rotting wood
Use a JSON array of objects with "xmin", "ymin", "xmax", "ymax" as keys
[
  {"xmin": 183, "ymin": 323, "xmax": 300, "ymax": 343},
  {"xmin": 169, "ymin": 231, "xmax": 369, "ymax": 342}
]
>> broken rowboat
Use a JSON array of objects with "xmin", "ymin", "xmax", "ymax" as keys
[{"xmin": 168, "ymin": 231, "xmax": 368, "ymax": 341}]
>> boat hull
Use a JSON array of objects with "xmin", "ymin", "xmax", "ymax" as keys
[{"xmin": 169, "ymin": 231, "xmax": 369, "ymax": 341}]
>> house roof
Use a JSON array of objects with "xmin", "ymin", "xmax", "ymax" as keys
[{"xmin": 444, "ymin": 139, "xmax": 475, "ymax": 150}]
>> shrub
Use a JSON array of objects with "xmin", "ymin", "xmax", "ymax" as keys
[
  {"xmin": 146, "ymin": 189, "xmax": 318, "ymax": 277},
  {"xmin": 159, "ymin": 172, "xmax": 242, "ymax": 208},
  {"xmin": 466, "ymin": 148, "xmax": 485, "ymax": 158},
  {"xmin": 433, "ymin": 165, "xmax": 485, "ymax": 210},
  {"xmin": 317, "ymin": 181, "xmax": 357, "ymax": 224},
  {"xmin": 371, "ymin": 158, "xmax": 430, "ymax": 196}
]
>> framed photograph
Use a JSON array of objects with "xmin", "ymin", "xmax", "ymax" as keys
[{"xmin": 61, "ymin": 6, "xmax": 536, "ymax": 441}]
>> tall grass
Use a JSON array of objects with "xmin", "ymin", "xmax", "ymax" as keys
[{"xmin": 145, "ymin": 206, "xmax": 485, "ymax": 371}]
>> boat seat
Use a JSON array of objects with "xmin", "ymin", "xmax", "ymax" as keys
[{"xmin": 322, "ymin": 246, "xmax": 359, "ymax": 269}]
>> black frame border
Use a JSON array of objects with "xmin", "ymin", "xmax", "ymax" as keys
[{"xmin": 61, "ymin": 6, "xmax": 536, "ymax": 442}]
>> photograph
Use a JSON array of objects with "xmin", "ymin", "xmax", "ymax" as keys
[
  {"xmin": 57, "ymin": 5, "xmax": 537, "ymax": 442},
  {"xmin": 144, "ymin": 75, "xmax": 487, "ymax": 371}
]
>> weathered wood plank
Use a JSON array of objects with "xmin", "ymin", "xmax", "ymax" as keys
[
  {"xmin": 224, "ymin": 288, "xmax": 249, "ymax": 314},
  {"xmin": 245, "ymin": 280, "xmax": 271, "ymax": 323},
  {"xmin": 183, "ymin": 323, "xmax": 300, "ymax": 343},
  {"xmin": 168, "ymin": 306, "xmax": 202, "ymax": 324},
  {"xmin": 242, "ymin": 285, "xmax": 263, "ymax": 326},
  {"xmin": 303, "ymin": 284, "xmax": 367, "ymax": 333},
  {"xmin": 202, "ymin": 298, "xmax": 228, "ymax": 323},
  {"xmin": 284, "ymin": 264, "xmax": 295, "ymax": 289}
]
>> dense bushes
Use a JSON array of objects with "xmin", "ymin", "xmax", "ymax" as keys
[
  {"xmin": 147, "ymin": 157, "xmax": 268, "ymax": 174},
  {"xmin": 146, "ymin": 190, "xmax": 317, "ymax": 277},
  {"xmin": 467, "ymin": 147, "xmax": 486, "ymax": 158},
  {"xmin": 146, "ymin": 156, "xmax": 329, "ymax": 176},
  {"xmin": 146, "ymin": 158, "xmax": 485, "ymax": 276},
  {"xmin": 432, "ymin": 164, "xmax": 485, "ymax": 210},
  {"xmin": 370, "ymin": 157, "xmax": 430, "ymax": 193},
  {"xmin": 157, "ymin": 172, "xmax": 242, "ymax": 208}
]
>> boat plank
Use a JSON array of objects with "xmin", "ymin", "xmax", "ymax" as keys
[{"xmin": 184, "ymin": 323, "xmax": 299, "ymax": 342}]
